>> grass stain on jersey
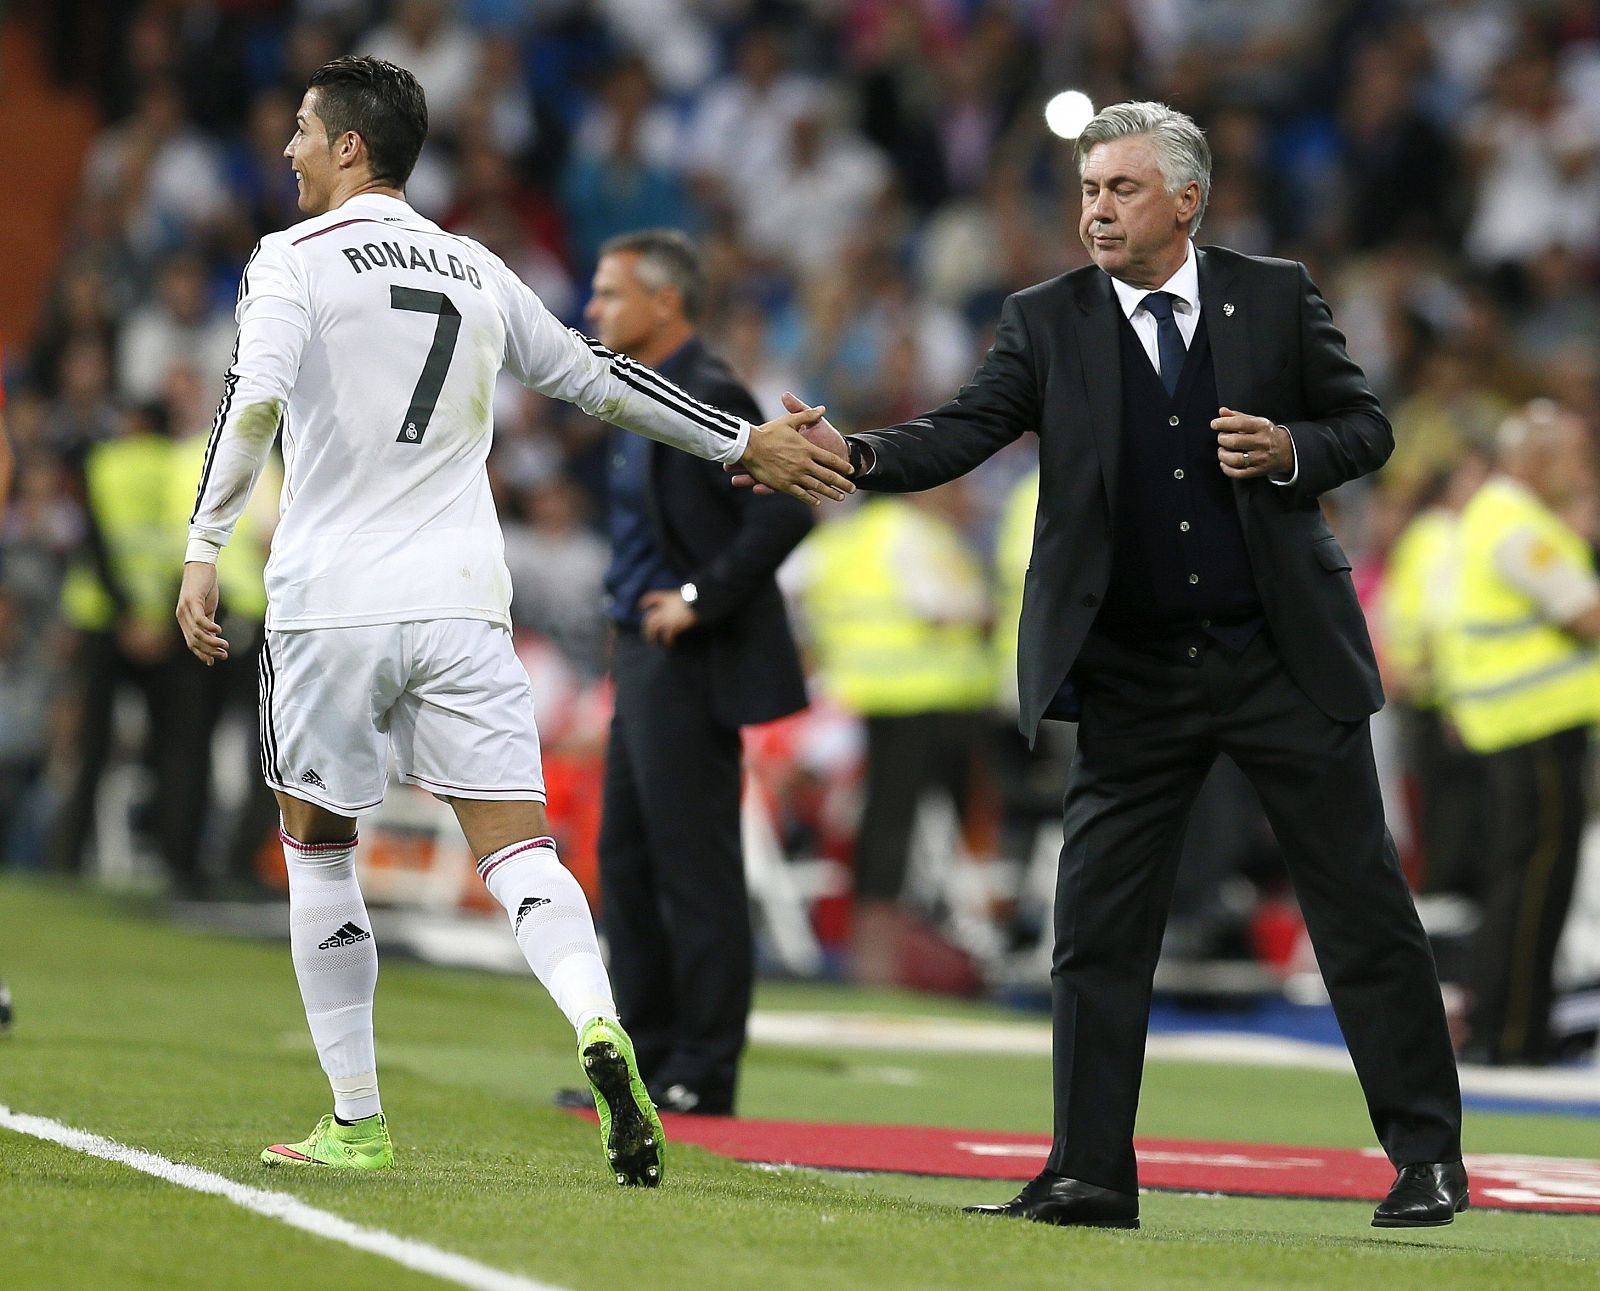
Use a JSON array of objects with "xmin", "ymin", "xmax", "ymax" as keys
[{"xmin": 236, "ymin": 399, "xmax": 284, "ymax": 447}]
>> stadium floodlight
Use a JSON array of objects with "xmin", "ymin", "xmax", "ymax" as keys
[{"xmin": 1044, "ymin": 90, "xmax": 1095, "ymax": 140}]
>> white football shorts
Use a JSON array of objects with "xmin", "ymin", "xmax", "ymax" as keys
[{"xmin": 258, "ymin": 618, "xmax": 546, "ymax": 815}]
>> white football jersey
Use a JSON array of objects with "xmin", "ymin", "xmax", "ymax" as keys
[{"xmin": 189, "ymin": 193, "xmax": 751, "ymax": 630}]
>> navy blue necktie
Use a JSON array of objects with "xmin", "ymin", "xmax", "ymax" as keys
[{"xmin": 1140, "ymin": 290, "xmax": 1186, "ymax": 396}]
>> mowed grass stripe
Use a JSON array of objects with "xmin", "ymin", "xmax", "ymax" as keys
[{"xmin": 0, "ymin": 1103, "xmax": 566, "ymax": 1291}]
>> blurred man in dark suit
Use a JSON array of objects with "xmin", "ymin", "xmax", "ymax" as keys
[
  {"xmin": 750, "ymin": 102, "xmax": 1465, "ymax": 1229},
  {"xmin": 588, "ymin": 230, "xmax": 812, "ymax": 1114}
]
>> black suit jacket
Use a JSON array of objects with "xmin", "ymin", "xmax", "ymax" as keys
[
  {"xmin": 850, "ymin": 247, "xmax": 1390, "ymax": 742},
  {"xmin": 643, "ymin": 336, "xmax": 812, "ymax": 728}
]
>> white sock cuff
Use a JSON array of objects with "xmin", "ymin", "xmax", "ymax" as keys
[
  {"xmin": 281, "ymin": 828, "xmax": 359, "ymax": 861},
  {"xmin": 476, "ymin": 836, "xmax": 557, "ymax": 886}
]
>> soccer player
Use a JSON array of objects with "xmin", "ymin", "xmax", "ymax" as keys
[{"xmin": 175, "ymin": 56, "xmax": 852, "ymax": 1183}]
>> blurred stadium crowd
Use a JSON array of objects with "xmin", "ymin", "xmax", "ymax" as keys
[{"xmin": 2, "ymin": 0, "xmax": 1599, "ymax": 1057}]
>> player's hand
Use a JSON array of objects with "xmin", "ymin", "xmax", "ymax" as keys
[
  {"xmin": 729, "ymin": 395, "xmax": 853, "ymax": 504},
  {"xmin": 1213, "ymin": 408, "xmax": 1293, "ymax": 479},
  {"xmin": 176, "ymin": 561, "xmax": 229, "ymax": 665},
  {"xmin": 638, "ymin": 589, "xmax": 698, "ymax": 646}
]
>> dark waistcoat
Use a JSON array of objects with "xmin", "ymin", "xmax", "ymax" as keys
[{"xmin": 1094, "ymin": 311, "xmax": 1262, "ymax": 652}]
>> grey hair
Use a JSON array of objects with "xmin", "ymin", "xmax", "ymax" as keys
[
  {"xmin": 597, "ymin": 228, "xmax": 706, "ymax": 322},
  {"xmin": 1076, "ymin": 101, "xmax": 1212, "ymax": 235}
]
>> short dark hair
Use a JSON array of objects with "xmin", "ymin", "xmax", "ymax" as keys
[
  {"xmin": 306, "ymin": 56, "xmax": 428, "ymax": 188},
  {"xmin": 597, "ymin": 229, "xmax": 706, "ymax": 322}
]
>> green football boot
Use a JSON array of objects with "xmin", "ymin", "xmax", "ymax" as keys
[
  {"xmin": 579, "ymin": 1018, "xmax": 664, "ymax": 1187},
  {"xmin": 260, "ymin": 1112, "xmax": 394, "ymax": 1169}
]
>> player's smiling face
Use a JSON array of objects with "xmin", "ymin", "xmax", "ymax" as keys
[{"xmin": 285, "ymin": 90, "xmax": 338, "ymax": 216}]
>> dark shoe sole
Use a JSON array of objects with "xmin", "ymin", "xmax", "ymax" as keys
[
  {"xmin": 1372, "ymin": 1197, "xmax": 1470, "ymax": 1228},
  {"xmin": 583, "ymin": 1040, "xmax": 661, "ymax": 1188},
  {"xmin": 962, "ymin": 1206, "xmax": 1139, "ymax": 1229}
]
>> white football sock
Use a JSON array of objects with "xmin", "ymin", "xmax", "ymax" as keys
[
  {"xmin": 477, "ymin": 837, "xmax": 616, "ymax": 1033},
  {"xmin": 282, "ymin": 828, "xmax": 381, "ymax": 1121}
]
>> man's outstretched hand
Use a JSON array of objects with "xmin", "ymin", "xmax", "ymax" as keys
[{"xmin": 729, "ymin": 393, "xmax": 852, "ymax": 501}]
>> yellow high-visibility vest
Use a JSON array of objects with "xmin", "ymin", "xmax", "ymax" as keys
[
  {"xmin": 1439, "ymin": 477, "xmax": 1600, "ymax": 753},
  {"xmin": 1380, "ymin": 508, "xmax": 1460, "ymax": 707},
  {"xmin": 993, "ymin": 468, "xmax": 1039, "ymax": 708},
  {"xmin": 802, "ymin": 498, "xmax": 994, "ymax": 716},
  {"xmin": 61, "ymin": 435, "xmax": 184, "ymax": 632}
]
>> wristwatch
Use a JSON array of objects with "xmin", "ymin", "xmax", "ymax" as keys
[{"xmin": 679, "ymin": 582, "xmax": 699, "ymax": 606}]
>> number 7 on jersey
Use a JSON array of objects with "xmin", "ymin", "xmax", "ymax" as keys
[{"xmin": 391, "ymin": 286, "xmax": 461, "ymax": 444}]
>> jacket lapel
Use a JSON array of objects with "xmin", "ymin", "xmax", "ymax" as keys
[
  {"xmin": 1073, "ymin": 270, "xmax": 1122, "ymax": 515},
  {"xmin": 1198, "ymin": 248, "xmax": 1254, "ymax": 535}
]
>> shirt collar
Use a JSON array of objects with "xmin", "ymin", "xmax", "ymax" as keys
[{"xmin": 1110, "ymin": 241, "xmax": 1199, "ymax": 321}]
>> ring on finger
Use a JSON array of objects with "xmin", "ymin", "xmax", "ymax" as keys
[{"xmin": 1243, "ymin": 451, "xmax": 1251, "ymax": 466}]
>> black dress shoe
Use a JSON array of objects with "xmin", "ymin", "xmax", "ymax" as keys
[
  {"xmin": 649, "ymin": 1083, "xmax": 733, "ymax": 1116},
  {"xmin": 963, "ymin": 1171, "xmax": 1139, "ymax": 1229},
  {"xmin": 1372, "ymin": 1160, "xmax": 1470, "ymax": 1228},
  {"xmin": 552, "ymin": 1086, "xmax": 595, "ymax": 1111}
]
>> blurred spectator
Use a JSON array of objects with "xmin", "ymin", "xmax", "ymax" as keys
[
  {"xmin": 1380, "ymin": 339, "xmax": 1509, "ymax": 509},
  {"xmin": 561, "ymin": 58, "xmax": 693, "ymax": 273},
  {"xmin": 117, "ymin": 253, "xmax": 236, "ymax": 406},
  {"xmin": 80, "ymin": 78, "xmax": 229, "ymax": 263},
  {"xmin": 363, "ymin": 0, "xmax": 483, "ymax": 138},
  {"xmin": 1462, "ymin": 43, "xmax": 1600, "ymax": 278},
  {"xmin": 1436, "ymin": 401, "xmax": 1600, "ymax": 1065},
  {"xmin": 1378, "ymin": 448, "xmax": 1493, "ymax": 899},
  {"xmin": 49, "ymin": 402, "xmax": 211, "ymax": 895},
  {"xmin": 683, "ymin": 25, "xmax": 820, "ymax": 211},
  {"xmin": 502, "ymin": 479, "xmax": 610, "ymax": 679},
  {"xmin": 737, "ymin": 93, "xmax": 893, "ymax": 279},
  {"xmin": 792, "ymin": 487, "xmax": 994, "ymax": 986}
]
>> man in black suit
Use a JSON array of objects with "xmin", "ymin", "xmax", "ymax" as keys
[
  {"xmin": 587, "ymin": 230, "xmax": 812, "ymax": 1115},
  {"xmin": 757, "ymin": 103, "xmax": 1465, "ymax": 1228}
]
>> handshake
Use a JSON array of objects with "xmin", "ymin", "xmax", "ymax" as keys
[{"xmin": 732, "ymin": 392, "xmax": 854, "ymax": 506}]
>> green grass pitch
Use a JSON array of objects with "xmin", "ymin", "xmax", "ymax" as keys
[{"xmin": 1, "ymin": 875, "xmax": 1596, "ymax": 1290}]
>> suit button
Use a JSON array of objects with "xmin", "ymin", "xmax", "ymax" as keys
[
  {"xmin": 1082, "ymin": 593, "xmax": 1099, "ymax": 607},
  {"xmin": 1189, "ymin": 573, "xmax": 1200, "ymax": 585},
  {"xmin": 1179, "ymin": 521, "xmax": 1190, "ymax": 532},
  {"xmin": 1168, "ymin": 415, "xmax": 1180, "ymax": 427},
  {"xmin": 1187, "ymin": 646, "xmax": 1199, "ymax": 659},
  {"xmin": 1174, "ymin": 469, "xmax": 1185, "ymax": 480}
]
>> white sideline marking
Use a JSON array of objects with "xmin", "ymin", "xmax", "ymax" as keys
[{"xmin": 0, "ymin": 1104, "xmax": 566, "ymax": 1291}]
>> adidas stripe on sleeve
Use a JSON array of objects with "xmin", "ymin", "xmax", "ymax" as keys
[
  {"xmin": 491, "ymin": 259, "xmax": 752, "ymax": 465},
  {"xmin": 189, "ymin": 237, "xmax": 310, "ymax": 554}
]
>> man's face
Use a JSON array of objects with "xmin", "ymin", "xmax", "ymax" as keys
[
  {"xmin": 585, "ymin": 252, "xmax": 668, "ymax": 356},
  {"xmin": 285, "ymin": 89, "xmax": 339, "ymax": 215},
  {"xmin": 1078, "ymin": 135, "xmax": 1198, "ymax": 288}
]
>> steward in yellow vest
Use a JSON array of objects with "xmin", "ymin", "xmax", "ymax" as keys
[
  {"xmin": 1436, "ymin": 401, "xmax": 1600, "ymax": 1065},
  {"xmin": 50, "ymin": 403, "xmax": 213, "ymax": 892},
  {"xmin": 1377, "ymin": 449, "xmax": 1492, "ymax": 898},
  {"xmin": 795, "ymin": 490, "xmax": 993, "ymax": 984}
]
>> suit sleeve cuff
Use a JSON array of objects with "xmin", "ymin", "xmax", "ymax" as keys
[{"xmin": 847, "ymin": 437, "xmax": 876, "ymax": 477}]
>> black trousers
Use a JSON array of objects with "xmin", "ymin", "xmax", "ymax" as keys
[
  {"xmin": 1046, "ymin": 630, "xmax": 1462, "ymax": 1194},
  {"xmin": 1468, "ymin": 726, "xmax": 1590, "ymax": 1065},
  {"xmin": 856, "ymin": 710, "xmax": 985, "ymax": 901},
  {"xmin": 598, "ymin": 630, "xmax": 748, "ymax": 1110},
  {"xmin": 1399, "ymin": 703, "xmax": 1490, "ymax": 899},
  {"xmin": 49, "ymin": 629, "xmax": 212, "ymax": 889}
]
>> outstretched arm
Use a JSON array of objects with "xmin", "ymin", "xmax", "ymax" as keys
[{"xmin": 497, "ymin": 270, "xmax": 852, "ymax": 505}]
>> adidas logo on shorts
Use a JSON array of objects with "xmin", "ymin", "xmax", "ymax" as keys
[
  {"xmin": 318, "ymin": 921, "xmax": 372, "ymax": 950},
  {"xmin": 514, "ymin": 896, "xmax": 550, "ymax": 933},
  {"xmin": 301, "ymin": 768, "xmax": 328, "ymax": 790}
]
